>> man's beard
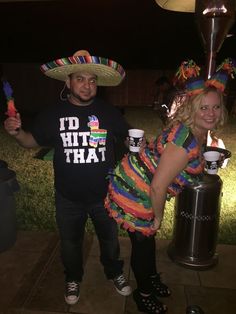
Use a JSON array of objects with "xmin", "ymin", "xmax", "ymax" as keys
[{"xmin": 70, "ymin": 90, "xmax": 95, "ymax": 105}]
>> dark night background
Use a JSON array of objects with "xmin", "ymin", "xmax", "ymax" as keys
[
  {"xmin": 0, "ymin": 0, "xmax": 236, "ymax": 123},
  {"xmin": 0, "ymin": 0, "xmax": 235, "ymax": 69}
]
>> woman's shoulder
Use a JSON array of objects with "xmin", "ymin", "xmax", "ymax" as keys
[
  {"xmin": 166, "ymin": 122, "xmax": 190, "ymax": 139},
  {"xmin": 170, "ymin": 121, "xmax": 189, "ymax": 132},
  {"xmin": 164, "ymin": 122, "xmax": 197, "ymax": 149}
]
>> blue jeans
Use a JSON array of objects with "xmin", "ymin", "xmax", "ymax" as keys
[{"xmin": 55, "ymin": 191, "xmax": 123, "ymax": 282}]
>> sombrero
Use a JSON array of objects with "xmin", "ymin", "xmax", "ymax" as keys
[
  {"xmin": 40, "ymin": 50, "xmax": 125, "ymax": 86},
  {"xmin": 155, "ymin": 0, "xmax": 236, "ymax": 13},
  {"xmin": 155, "ymin": 0, "xmax": 195, "ymax": 12}
]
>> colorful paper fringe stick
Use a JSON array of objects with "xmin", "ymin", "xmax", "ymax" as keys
[{"xmin": 3, "ymin": 80, "xmax": 17, "ymax": 117}]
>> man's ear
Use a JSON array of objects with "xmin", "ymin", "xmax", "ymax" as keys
[{"xmin": 65, "ymin": 77, "xmax": 70, "ymax": 89}]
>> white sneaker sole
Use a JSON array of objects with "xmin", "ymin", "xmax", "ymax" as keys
[
  {"xmin": 64, "ymin": 295, "xmax": 80, "ymax": 305},
  {"xmin": 115, "ymin": 286, "xmax": 132, "ymax": 296}
]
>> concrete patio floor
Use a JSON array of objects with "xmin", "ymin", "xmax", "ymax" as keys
[{"xmin": 0, "ymin": 230, "xmax": 236, "ymax": 314}]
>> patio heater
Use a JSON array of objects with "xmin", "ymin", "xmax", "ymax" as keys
[
  {"xmin": 155, "ymin": 0, "xmax": 235, "ymax": 78},
  {"xmin": 196, "ymin": 0, "xmax": 235, "ymax": 78}
]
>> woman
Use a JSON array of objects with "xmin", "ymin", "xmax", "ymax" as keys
[{"xmin": 105, "ymin": 60, "xmax": 230, "ymax": 314}]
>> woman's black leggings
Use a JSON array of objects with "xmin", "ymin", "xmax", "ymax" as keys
[{"xmin": 128, "ymin": 230, "xmax": 157, "ymax": 294}]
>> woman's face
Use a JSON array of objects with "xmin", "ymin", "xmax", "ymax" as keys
[{"xmin": 194, "ymin": 91, "xmax": 222, "ymax": 134}]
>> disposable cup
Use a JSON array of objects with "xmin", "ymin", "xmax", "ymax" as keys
[
  {"xmin": 128, "ymin": 129, "xmax": 144, "ymax": 153},
  {"xmin": 203, "ymin": 151, "xmax": 221, "ymax": 174}
]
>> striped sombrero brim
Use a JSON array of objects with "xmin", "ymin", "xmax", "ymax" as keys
[{"xmin": 40, "ymin": 55, "xmax": 125, "ymax": 86}]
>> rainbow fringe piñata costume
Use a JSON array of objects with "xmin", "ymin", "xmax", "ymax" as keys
[{"xmin": 105, "ymin": 123, "xmax": 204, "ymax": 236}]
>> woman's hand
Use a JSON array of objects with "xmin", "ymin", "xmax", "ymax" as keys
[
  {"xmin": 140, "ymin": 136, "xmax": 147, "ymax": 152},
  {"xmin": 150, "ymin": 217, "xmax": 162, "ymax": 231}
]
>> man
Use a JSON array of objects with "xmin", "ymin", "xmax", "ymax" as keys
[{"xmin": 4, "ymin": 50, "xmax": 131, "ymax": 305}]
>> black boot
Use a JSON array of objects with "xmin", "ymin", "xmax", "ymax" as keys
[
  {"xmin": 150, "ymin": 273, "xmax": 171, "ymax": 297},
  {"xmin": 133, "ymin": 289, "xmax": 167, "ymax": 313}
]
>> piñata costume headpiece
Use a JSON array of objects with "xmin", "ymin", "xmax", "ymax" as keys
[
  {"xmin": 205, "ymin": 58, "xmax": 236, "ymax": 92},
  {"xmin": 40, "ymin": 49, "xmax": 125, "ymax": 86},
  {"xmin": 174, "ymin": 58, "xmax": 236, "ymax": 96},
  {"xmin": 173, "ymin": 59, "xmax": 203, "ymax": 96}
]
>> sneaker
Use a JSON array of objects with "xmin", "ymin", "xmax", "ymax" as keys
[
  {"xmin": 64, "ymin": 281, "xmax": 80, "ymax": 305},
  {"xmin": 112, "ymin": 273, "xmax": 132, "ymax": 296}
]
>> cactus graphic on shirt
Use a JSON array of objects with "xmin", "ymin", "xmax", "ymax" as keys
[{"xmin": 87, "ymin": 115, "xmax": 107, "ymax": 147}]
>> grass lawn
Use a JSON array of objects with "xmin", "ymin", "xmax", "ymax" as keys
[{"xmin": 0, "ymin": 107, "xmax": 235, "ymax": 244}]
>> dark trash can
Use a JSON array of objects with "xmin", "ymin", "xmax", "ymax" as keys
[
  {"xmin": 0, "ymin": 161, "xmax": 20, "ymax": 252},
  {"xmin": 0, "ymin": 160, "xmax": 8, "ymax": 168},
  {"xmin": 168, "ymin": 174, "xmax": 223, "ymax": 270}
]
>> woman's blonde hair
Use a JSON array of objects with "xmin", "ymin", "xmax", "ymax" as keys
[{"xmin": 167, "ymin": 86, "xmax": 228, "ymax": 136}]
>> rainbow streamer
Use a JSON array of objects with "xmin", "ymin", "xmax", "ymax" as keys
[{"xmin": 3, "ymin": 81, "xmax": 17, "ymax": 117}]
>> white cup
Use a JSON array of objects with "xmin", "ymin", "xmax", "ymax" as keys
[
  {"xmin": 203, "ymin": 151, "xmax": 221, "ymax": 174},
  {"xmin": 128, "ymin": 129, "xmax": 144, "ymax": 153}
]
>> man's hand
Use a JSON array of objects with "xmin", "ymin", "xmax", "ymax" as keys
[{"xmin": 4, "ymin": 113, "xmax": 21, "ymax": 136}]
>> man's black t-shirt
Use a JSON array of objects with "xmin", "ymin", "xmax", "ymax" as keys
[{"xmin": 31, "ymin": 98, "xmax": 129, "ymax": 203}]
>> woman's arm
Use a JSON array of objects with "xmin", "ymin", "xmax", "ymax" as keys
[{"xmin": 150, "ymin": 142, "xmax": 188, "ymax": 230}]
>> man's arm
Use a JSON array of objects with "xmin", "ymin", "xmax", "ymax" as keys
[{"xmin": 4, "ymin": 113, "xmax": 40, "ymax": 148}]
